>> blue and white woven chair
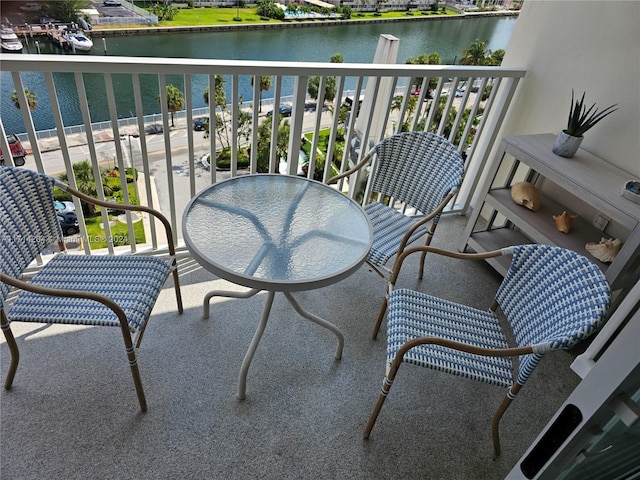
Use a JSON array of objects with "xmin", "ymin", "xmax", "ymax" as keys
[
  {"xmin": 0, "ymin": 166, "xmax": 183, "ymax": 412},
  {"xmin": 364, "ymin": 244, "xmax": 611, "ymax": 456},
  {"xmin": 328, "ymin": 132, "xmax": 464, "ymax": 288}
]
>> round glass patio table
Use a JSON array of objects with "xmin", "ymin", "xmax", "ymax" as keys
[{"xmin": 182, "ymin": 174, "xmax": 372, "ymax": 399}]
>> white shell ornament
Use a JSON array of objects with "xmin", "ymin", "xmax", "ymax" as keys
[
  {"xmin": 511, "ymin": 182, "xmax": 541, "ymax": 211},
  {"xmin": 586, "ymin": 237, "xmax": 622, "ymax": 263},
  {"xmin": 553, "ymin": 211, "xmax": 578, "ymax": 234}
]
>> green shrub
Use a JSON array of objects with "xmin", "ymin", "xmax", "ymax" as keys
[{"xmin": 214, "ymin": 149, "xmax": 250, "ymax": 170}]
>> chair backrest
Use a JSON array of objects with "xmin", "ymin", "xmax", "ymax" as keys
[
  {"xmin": 0, "ymin": 167, "xmax": 61, "ymax": 307},
  {"xmin": 496, "ymin": 244, "xmax": 611, "ymax": 385},
  {"xmin": 369, "ymin": 132, "xmax": 464, "ymax": 216}
]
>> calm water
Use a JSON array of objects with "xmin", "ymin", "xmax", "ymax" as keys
[{"xmin": 1, "ymin": 16, "xmax": 517, "ymax": 134}]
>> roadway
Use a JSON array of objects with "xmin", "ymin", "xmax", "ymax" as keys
[{"xmin": 19, "ymin": 108, "xmax": 337, "ymax": 239}]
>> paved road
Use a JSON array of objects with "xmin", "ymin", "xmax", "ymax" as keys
[{"xmin": 21, "ymin": 108, "xmax": 337, "ymax": 240}]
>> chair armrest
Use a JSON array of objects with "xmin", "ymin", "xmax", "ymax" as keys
[
  {"xmin": 327, "ymin": 148, "xmax": 375, "ymax": 185},
  {"xmin": 395, "ymin": 336, "xmax": 534, "ymax": 361},
  {"xmin": 389, "ymin": 246, "xmax": 507, "ymax": 285},
  {"xmin": 54, "ymin": 179, "xmax": 177, "ymax": 256},
  {"xmin": 388, "ymin": 336, "xmax": 535, "ymax": 378},
  {"xmin": 393, "ymin": 192, "xmax": 457, "ymax": 258}
]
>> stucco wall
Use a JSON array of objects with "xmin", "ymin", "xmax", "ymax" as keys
[{"xmin": 499, "ymin": 0, "xmax": 639, "ymax": 176}]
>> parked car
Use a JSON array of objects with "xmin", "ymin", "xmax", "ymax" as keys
[
  {"xmin": 0, "ymin": 134, "xmax": 26, "ymax": 166},
  {"xmin": 19, "ymin": 3, "xmax": 41, "ymax": 12},
  {"xmin": 39, "ymin": 16, "xmax": 62, "ymax": 24},
  {"xmin": 103, "ymin": 0, "xmax": 122, "ymax": 6},
  {"xmin": 411, "ymin": 89, "xmax": 433, "ymax": 100},
  {"xmin": 57, "ymin": 212, "xmax": 79, "ymax": 236},
  {"xmin": 442, "ymin": 87, "xmax": 465, "ymax": 97},
  {"xmin": 266, "ymin": 105, "xmax": 292, "ymax": 117},
  {"xmin": 193, "ymin": 118, "xmax": 208, "ymax": 131},
  {"xmin": 144, "ymin": 123, "xmax": 163, "ymax": 135},
  {"xmin": 54, "ymin": 200, "xmax": 75, "ymax": 215}
]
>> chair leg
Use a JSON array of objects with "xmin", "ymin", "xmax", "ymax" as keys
[
  {"xmin": 418, "ymin": 223, "xmax": 437, "ymax": 280},
  {"xmin": 172, "ymin": 267, "xmax": 183, "ymax": 314},
  {"xmin": 364, "ymin": 356, "xmax": 402, "ymax": 439},
  {"xmin": 125, "ymin": 344, "xmax": 148, "ymax": 412},
  {"xmin": 491, "ymin": 382, "xmax": 522, "ymax": 456},
  {"xmin": 118, "ymin": 319, "xmax": 148, "ymax": 412},
  {"xmin": 372, "ymin": 296, "xmax": 388, "ymax": 340},
  {"xmin": 1, "ymin": 311, "xmax": 19, "ymax": 390}
]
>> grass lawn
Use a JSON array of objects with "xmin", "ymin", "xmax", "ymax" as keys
[
  {"xmin": 135, "ymin": 4, "xmax": 458, "ymax": 28},
  {"xmin": 85, "ymin": 214, "xmax": 146, "ymax": 250},
  {"xmin": 156, "ymin": 7, "xmax": 277, "ymax": 27},
  {"xmin": 82, "ymin": 172, "xmax": 146, "ymax": 249}
]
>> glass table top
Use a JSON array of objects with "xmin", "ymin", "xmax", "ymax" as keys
[{"xmin": 183, "ymin": 174, "xmax": 373, "ymax": 291}]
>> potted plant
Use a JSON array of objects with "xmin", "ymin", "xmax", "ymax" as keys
[{"xmin": 553, "ymin": 90, "xmax": 618, "ymax": 158}]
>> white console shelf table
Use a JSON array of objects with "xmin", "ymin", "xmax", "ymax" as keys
[{"xmin": 460, "ymin": 133, "xmax": 640, "ymax": 292}]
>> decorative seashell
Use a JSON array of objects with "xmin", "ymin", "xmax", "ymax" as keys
[
  {"xmin": 586, "ymin": 237, "xmax": 622, "ymax": 263},
  {"xmin": 553, "ymin": 211, "xmax": 578, "ymax": 233},
  {"xmin": 511, "ymin": 182, "xmax": 541, "ymax": 211}
]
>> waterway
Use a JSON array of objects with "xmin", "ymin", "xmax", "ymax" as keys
[{"xmin": 1, "ymin": 16, "xmax": 517, "ymax": 134}]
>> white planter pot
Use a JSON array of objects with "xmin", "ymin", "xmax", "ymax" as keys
[{"xmin": 552, "ymin": 131, "xmax": 583, "ymax": 158}]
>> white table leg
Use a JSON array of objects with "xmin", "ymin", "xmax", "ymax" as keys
[
  {"xmin": 203, "ymin": 287, "xmax": 261, "ymax": 319},
  {"xmin": 238, "ymin": 290, "xmax": 275, "ymax": 400},
  {"xmin": 283, "ymin": 292, "xmax": 344, "ymax": 360}
]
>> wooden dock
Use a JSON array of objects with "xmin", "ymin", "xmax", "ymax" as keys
[
  {"xmin": 13, "ymin": 24, "xmax": 50, "ymax": 38},
  {"xmin": 46, "ymin": 28, "xmax": 69, "ymax": 48}
]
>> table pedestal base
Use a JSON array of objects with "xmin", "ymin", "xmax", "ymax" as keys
[{"xmin": 203, "ymin": 287, "xmax": 344, "ymax": 400}]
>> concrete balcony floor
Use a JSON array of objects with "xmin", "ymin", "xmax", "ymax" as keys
[{"xmin": 0, "ymin": 216, "xmax": 580, "ymax": 479}]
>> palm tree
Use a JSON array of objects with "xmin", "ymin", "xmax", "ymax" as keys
[
  {"xmin": 159, "ymin": 84, "xmax": 185, "ymax": 127},
  {"xmin": 58, "ymin": 160, "xmax": 112, "ymax": 215},
  {"xmin": 10, "ymin": 88, "xmax": 37, "ymax": 111},
  {"xmin": 203, "ymin": 75, "xmax": 227, "ymax": 109},
  {"xmin": 489, "ymin": 49, "xmax": 505, "ymax": 66},
  {"xmin": 251, "ymin": 75, "xmax": 272, "ymax": 113},
  {"xmin": 256, "ymin": 115, "xmax": 290, "ymax": 173},
  {"xmin": 308, "ymin": 53, "xmax": 342, "ymax": 104},
  {"xmin": 460, "ymin": 39, "xmax": 491, "ymax": 66},
  {"xmin": 406, "ymin": 52, "xmax": 442, "ymax": 92}
]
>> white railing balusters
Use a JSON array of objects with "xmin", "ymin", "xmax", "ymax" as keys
[{"xmin": 0, "ymin": 54, "xmax": 525, "ymax": 256}]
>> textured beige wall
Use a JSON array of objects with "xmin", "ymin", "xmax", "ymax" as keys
[{"xmin": 499, "ymin": 0, "xmax": 640, "ymax": 176}]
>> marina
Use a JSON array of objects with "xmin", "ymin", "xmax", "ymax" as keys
[{"xmin": 8, "ymin": 23, "xmax": 94, "ymax": 53}]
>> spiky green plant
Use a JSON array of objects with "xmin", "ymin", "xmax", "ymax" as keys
[{"xmin": 564, "ymin": 90, "xmax": 618, "ymax": 137}]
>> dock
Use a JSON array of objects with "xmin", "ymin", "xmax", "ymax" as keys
[
  {"xmin": 46, "ymin": 28, "xmax": 69, "ymax": 48},
  {"xmin": 12, "ymin": 24, "xmax": 92, "ymax": 52}
]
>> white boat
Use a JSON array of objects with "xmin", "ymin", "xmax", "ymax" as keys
[
  {"xmin": 0, "ymin": 27, "xmax": 24, "ymax": 52},
  {"xmin": 66, "ymin": 32, "xmax": 93, "ymax": 52}
]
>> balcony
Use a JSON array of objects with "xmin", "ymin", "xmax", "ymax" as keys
[
  {"xmin": 0, "ymin": 53, "xmax": 585, "ymax": 479},
  {"xmin": 4, "ymin": 1, "xmax": 639, "ymax": 476},
  {"xmin": 0, "ymin": 211, "xmax": 587, "ymax": 479}
]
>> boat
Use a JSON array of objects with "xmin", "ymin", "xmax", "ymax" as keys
[
  {"xmin": 65, "ymin": 31, "xmax": 93, "ymax": 52},
  {"xmin": 0, "ymin": 27, "xmax": 24, "ymax": 52}
]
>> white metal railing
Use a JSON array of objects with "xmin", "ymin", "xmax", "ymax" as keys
[{"xmin": 0, "ymin": 54, "xmax": 525, "ymax": 257}]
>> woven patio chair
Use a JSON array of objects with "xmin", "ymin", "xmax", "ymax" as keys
[
  {"xmin": 328, "ymin": 132, "xmax": 464, "ymax": 290},
  {"xmin": 0, "ymin": 166, "xmax": 183, "ymax": 412},
  {"xmin": 364, "ymin": 244, "xmax": 610, "ymax": 456}
]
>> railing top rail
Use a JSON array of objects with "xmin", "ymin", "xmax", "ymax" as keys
[{"xmin": 0, "ymin": 54, "xmax": 526, "ymax": 78}]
